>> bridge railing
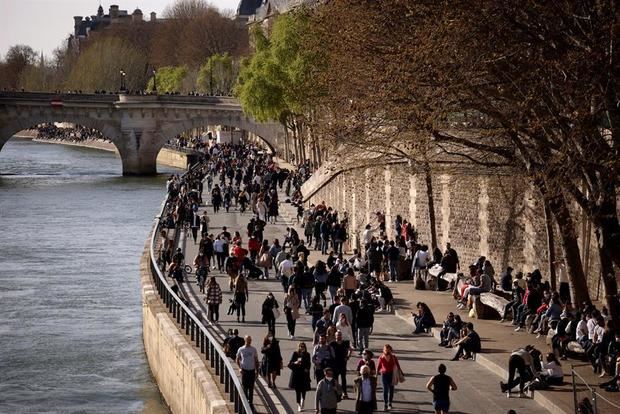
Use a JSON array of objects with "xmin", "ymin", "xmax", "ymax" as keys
[{"xmin": 149, "ymin": 167, "xmax": 252, "ymax": 414}]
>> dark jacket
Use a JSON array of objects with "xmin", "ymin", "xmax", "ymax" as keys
[{"xmin": 354, "ymin": 375, "xmax": 378, "ymax": 411}]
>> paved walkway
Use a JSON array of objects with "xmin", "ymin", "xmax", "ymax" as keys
[
  {"xmin": 176, "ymin": 185, "xmax": 548, "ymax": 414},
  {"xmin": 389, "ymin": 282, "xmax": 620, "ymax": 414}
]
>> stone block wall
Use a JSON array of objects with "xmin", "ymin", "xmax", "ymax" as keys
[{"xmin": 304, "ymin": 162, "xmax": 607, "ymax": 297}]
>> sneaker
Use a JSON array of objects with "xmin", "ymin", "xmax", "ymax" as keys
[
  {"xmin": 388, "ymin": 404, "xmax": 393, "ymax": 410},
  {"xmin": 499, "ymin": 318, "xmax": 506, "ymax": 323},
  {"xmin": 514, "ymin": 326, "xmax": 522, "ymax": 332},
  {"xmin": 384, "ymin": 405, "xmax": 388, "ymax": 412},
  {"xmin": 297, "ymin": 404, "xmax": 302, "ymax": 412},
  {"xmin": 536, "ymin": 334, "xmax": 542, "ymax": 339},
  {"xmin": 599, "ymin": 371, "xmax": 607, "ymax": 378},
  {"xmin": 500, "ymin": 382, "xmax": 507, "ymax": 393}
]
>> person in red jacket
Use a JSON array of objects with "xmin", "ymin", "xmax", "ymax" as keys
[
  {"xmin": 376, "ymin": 344, "xmax": 403, "ymax": 411},
  {"xmin": 248, "ymin": 234, "xmax": 261, "ymax": 262},
  {"xmin": 232, "ymin": 241, "xmax": 248, "ymax": 261}
]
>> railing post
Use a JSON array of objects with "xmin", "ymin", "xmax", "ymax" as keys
[
  {"xmin": 572, "ymin": 365, "xmax": 578, "ymax": 414},
  {"xmin": 592, "ymin": 388, "xmax": 598, "ymax": 413}
]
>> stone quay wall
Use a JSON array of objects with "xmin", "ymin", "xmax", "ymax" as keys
[
  {"xmin": 303, "ymin": 162, "xmax": 605, "ymax": 295},
  {"xmin": 140, "ymin": 236, "xmax": 230, "ymax": 414}
]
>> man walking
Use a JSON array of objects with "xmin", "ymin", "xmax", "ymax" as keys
[
  {"xmin": 315, "ymin": 367, "xmax": 342, "ymax": 414},
  {"xmin": 354, "ymin": 365, "xmax": 377, "ymax": 414},
  {"xmin": 236, "ymin": 335, "xmax": 259, "ymax": 406},
  {"xmin": 426, "ymin": 363, "xmax": 457, "ymax": 414}
]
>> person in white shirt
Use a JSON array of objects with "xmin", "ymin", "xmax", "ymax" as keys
[
  {"xmin": 362, "ymin": 224, "xmax": 374, "ymax": 249},
  {"xmin": 236, "ymin": 335, "xmax": 259, "ymax": 405},
  {"xmin": 540, "ymin": 353, "xmax": 564, "ymax": 385},
  {"xmin": 279, "ymin": 254, "xmax": 295, "ymax": 292},
  {"xmin": 412, "ymin": 245, "xmax": 430, "ymax": 282},
  {"xmin": 213, "ymin": 236, "xmax": 226, "ymax": 271}
]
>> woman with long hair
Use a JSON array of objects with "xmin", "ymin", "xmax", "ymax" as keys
[
  {"xmin": 336, "ymin": 312, "xmax": 354, "ymax": 349},
  {"xmin": 377, "ymin": 344, "xmax": 403, "ymax": 411},
  {"xmin": 284, "ymin": 286, "xmax": 301, "ymax": 339},
  {"xmin": 288, "ymin": 342, "xmax": 311, "ymax": 411},
  {"xmin": 261, "ymin": 334, "xmax": 283, "ymax": 388}
]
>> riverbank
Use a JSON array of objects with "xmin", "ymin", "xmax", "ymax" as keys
[{"xmin": 14, "ymin": 132, "xmax": 188, "ymax": 170}]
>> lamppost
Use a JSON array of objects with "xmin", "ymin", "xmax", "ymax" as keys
[
  {"xmin": 119, "ymin": 69, "xmax": 127, "ymax": 93},
  {"xmin": 152, "ymin": 69, "xmax": 157, "ymax": 94}
]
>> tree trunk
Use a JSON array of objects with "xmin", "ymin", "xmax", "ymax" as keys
[
  {"xmin": 595, "ymin": 223, "xmax": 620, "ymax": 324},
  {"xmin": 541, "ymin": 185, "xmax": 590, "ymax": 306},
  {"xmin": 424, "ymin": 163, "xmax": 438, "ymax": 249},
  {"xmin": 543, "ymin": 200, "xmax": 557, "ymax": 291},
  {"xmin": 283, "ymin": 125, "xmax": 290, "ymax": 162}
]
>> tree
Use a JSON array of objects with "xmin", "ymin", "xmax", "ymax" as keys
[
  {"xmin": 235, "ymin": 11, "xmax": 320, "ymax": 162},
  {"xmin": 151, "ymin": 0, "xmax": 248, "ymax": 68},
  {"xmin": 0, "ymin": 44, "xmax": 37, "ymax": 89},
  {"xmin": 147, "ymin": 65, "xmax": 188, "ymax": 93},
  {"xmin": 308, "ymin": 0, "xmax": 620, "ymax": 317},
  {"xmin": 65, "ymin": 37, "xmax": 148, "ymax": 92},
  {"xmin": 196, "ymin": 53, "xmax": 235, "ymax": 95}
]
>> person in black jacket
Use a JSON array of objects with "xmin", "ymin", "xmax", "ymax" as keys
[{"xmin": 357, "ymin": 299, "xmax": 375, "ymax": 354}]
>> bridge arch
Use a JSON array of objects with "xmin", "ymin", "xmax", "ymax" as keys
[
  {"xmin": 0, "ymin": 114, "xmax": 122, "ymax": 154},
  {"xmin": 158, "ymin": 113, "xmax": 284, "ymax": 154}
]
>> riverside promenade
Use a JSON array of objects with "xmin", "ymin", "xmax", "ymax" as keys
[{"xmin": 173, "ymin": 171, "xmax": 548, "ymax": 414}]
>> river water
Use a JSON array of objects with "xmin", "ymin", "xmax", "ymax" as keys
[{"xmin": 0, "ymin": 138, "xmax": 172, "ymax": 413}]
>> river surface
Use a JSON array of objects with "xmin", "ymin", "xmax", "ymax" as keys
[{"xmin": 0, "ymin": 138, "xmax": 173, "ymax": 413}]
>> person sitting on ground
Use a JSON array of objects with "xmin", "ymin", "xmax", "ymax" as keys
[
  {"xmin": 450, "ymin": 323, "xmax": 481, "ymax": 361},
  {"xmin": 439, "ymin": 313, "xmax": 457, "ymax": 346},
  {"xmin": 539, "ymin": 353, "xmax": 564, "ymax": 386},
  {"xmin": 413, "ymin": 302, "xmax": 436, "ymax": 334},
  {"xmin": 551, "ymin": 311, "xmax": 576, "ymax": 360}
]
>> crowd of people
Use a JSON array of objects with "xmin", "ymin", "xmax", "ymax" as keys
[
  {"xmin": 155, "ymin": 141, "xmax": 619, "ymax": 414},
  {"xmin": 157, "ymin": 143, "xmax": 465, "ymax": 413},
  {"xmin": 33, "ymin": 123, "xmax": 109, "ymax": 143}
]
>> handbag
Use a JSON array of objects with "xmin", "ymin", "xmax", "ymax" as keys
[
  {"xmin": 272, "ymin": 308, "xmax": 281, "ymax": 319},
  {"xmin": 392, "ymin": 367, "xmax": 405, "ymax": 385}
]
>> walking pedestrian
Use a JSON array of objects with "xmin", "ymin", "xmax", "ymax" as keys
[
  {"xmin": 315, "ymin": 367, "xmax": 342, "ymax": 414},
  {"xmin": 284, "ymin": 286, "xmax": 301, "ymax": 339},
  {"xmin": 261, "ymin": 334, "xmax": 283, "ymax": 388},
  {"xmin": 288, "ymin": 342, "xmax": 311, "ymax": 412},
  {"xmin": 330, "ymin": 330, "xmax": 352, "ymax": 399},
  {"xmin": 426, "ymin": 363, "xmax": 457, "ymax": 414},
  {"xmin": 354, "ymin": 365, "xmax": 377, "ymax": 414},
  {"xmin": 233, "ymin": 274, "xmax": 248, "ymax": 323},
  {"xmin": 236, "ymin": 335, "xmax": 259, "ymax": 406},
  {"xmin": 312, "ymin": 334, "xmax": 335, "ymax": 382},
  {"xmin": 377, "ymin": 344, "xmax": 403, "ymax": 411},
  {"xmin": 204, "ymin": 276, "xmax": 222, "ymax": 322},
  {"xmin": 261, "ymin": 292, "xmax": 279, "ymax": 335}
]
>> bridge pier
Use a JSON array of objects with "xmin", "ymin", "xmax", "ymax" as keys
[{"xmin": 116, "ymin": 128, "xmax": 161, "ymax": 176}]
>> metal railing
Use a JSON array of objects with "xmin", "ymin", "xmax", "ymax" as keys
[
  {"xmin": 148, "ymin": 173, "xmax": 252, "ymax": 414},
  {"xmin": 571, "ymin": 365, "xmax": 620, "ymax": 413}
]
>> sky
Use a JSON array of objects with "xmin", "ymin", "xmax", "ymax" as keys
[{"xmin": 0, "ymin": 0, "xmax": 241, "ymax": 58}]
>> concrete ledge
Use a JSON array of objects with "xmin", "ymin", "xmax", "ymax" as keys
[
  {"xmin": 140, "ymin": 235, "xmax": 231, "ymax": 414},
  {"xmin": 394, "ymin": 307, "xmax": 569, "ymax": 414}
]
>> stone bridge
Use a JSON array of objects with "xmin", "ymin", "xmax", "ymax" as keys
[{"xmin": 0, "ymin": 92, "xmax": 285, "ymax": 175}]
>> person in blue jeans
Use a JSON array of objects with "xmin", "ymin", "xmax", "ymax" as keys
[{"xmin": 377, "ymin": 344, "xmax": 402, "ymax": 411}]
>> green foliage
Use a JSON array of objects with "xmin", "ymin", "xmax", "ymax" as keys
[
  {"xmin": 196, "ymin": 53, "xmax": 235, "ymax": 95},
  {"xmin": 65, "ymin": 37, "xmax": 148, "ymax": 91},
  {"xmin": 235, "ymin": 11, "xmax": 318, "ymax": 124},
  {"xmin": 147, "ymin": 65, "xmax": 188, "ymax": 93}
]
